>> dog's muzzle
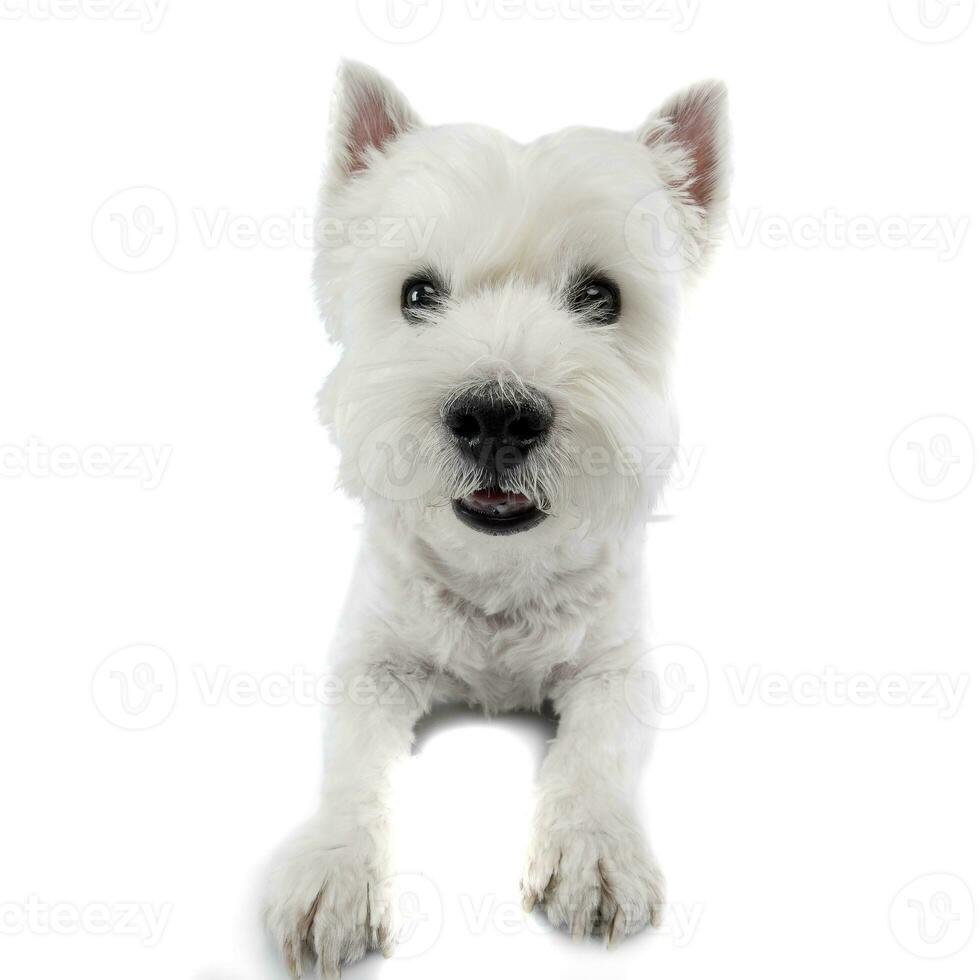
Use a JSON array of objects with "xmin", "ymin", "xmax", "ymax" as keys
[{"xmin": 442, "ymin": 385, "xmax": 553, "ymax": 535}]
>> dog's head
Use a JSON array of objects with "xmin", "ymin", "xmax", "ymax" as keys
[{"xmin": 316, "ymin": 62, "xmax": 729, "ymax": 551}]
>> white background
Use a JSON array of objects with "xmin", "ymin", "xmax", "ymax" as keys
[{"xmin": 1, "ymin": 1, "xmax": 978, "ymax": 978}]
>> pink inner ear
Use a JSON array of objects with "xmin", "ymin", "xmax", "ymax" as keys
[
  {"xmin": 672, "ymin": 99, "xmax": 718, "ymax": 210},
  {"xmin": 345, "ymin": 91, "xmax": 397, "ymax": 175},
  {"xmin": 646, "ymin": 86, "xmax": 724, "ymax": 211},
  {"xmin": 347, "ymin": 92, "xmax": 395, "ymax": 174}
]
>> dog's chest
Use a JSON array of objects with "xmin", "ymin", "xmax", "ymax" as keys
[
  {"xmin": 398, "ymin": 562, "xmax": 621, "ymax": 710},
  {"xmin": 362, "ymin": 527, "xmax": 640, "ymax": 710}
]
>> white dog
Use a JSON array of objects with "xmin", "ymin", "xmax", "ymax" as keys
[{"xmin": 263, "ymin": 60, "xmax": 729, "ymax": 977}]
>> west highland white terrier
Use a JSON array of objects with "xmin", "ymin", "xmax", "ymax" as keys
[{"xmin": 263, "ymin": 60, "xmax": 729, "ymax": 977}]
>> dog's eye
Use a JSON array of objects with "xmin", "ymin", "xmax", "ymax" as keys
[
  {"xmin": 401, "ymin": 277, "xmax": 445, "ymax": 320},
  {"xmin": 568, "ymin": 277, "xmax": 621, "ymax": 325}
]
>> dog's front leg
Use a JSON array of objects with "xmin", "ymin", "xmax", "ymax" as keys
[
  {"xmin": 523, "ymin": 658, "xmax": 665, "ymax": 945},
  {"xmin": 263, "ymin": 658, "xmax": 435, "ymax": 978}
]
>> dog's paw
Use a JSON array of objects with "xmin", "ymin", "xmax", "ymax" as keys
[
  {"xmin": 521, "ymin": 813, "xmax": 665, "ymax": 945},
  {"xmin": 263, "ymin": 821, "xmax": 392, "ymax": 978}
]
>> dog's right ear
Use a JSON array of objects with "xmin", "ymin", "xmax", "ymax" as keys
[
  {"xmin": 637, "ymin": 80, "xmax": 730, "ymax": 268},
  {"xmin": 327, "ymin": 61, "xmax": 421, "ymax": 186}
]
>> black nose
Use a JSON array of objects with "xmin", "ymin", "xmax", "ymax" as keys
[{"xmin": 444, "ymin": 388, "xmax": 553, "ymax": 473}]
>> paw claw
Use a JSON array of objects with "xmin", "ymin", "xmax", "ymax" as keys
[
  {"xmin": 523, "ymin": 818, "xmax": 663, "ymax": 947},
  {"xmin": 376, "ymin": 922, "xmax": 395, "ymax": 958},
  {"xmin": 282, "ymin": 936, "xmax": 302, "ymax": 978},
  {"xmin": 263, "ymin": 822, "xmax": 391, "ymax": 979},
  {"xmin": 607, "ymin": 907, "xmax": 625, "ymax": 948}
]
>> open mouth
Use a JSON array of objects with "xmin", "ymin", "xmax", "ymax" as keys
[{"xmin": 452, "ymin": 488, "xmax": 547, "ymax": 535}]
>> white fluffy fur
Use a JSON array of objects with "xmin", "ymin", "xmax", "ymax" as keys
[{"xmin": 264, "ymin": 61, "xmax": 730, "ymax": 977}]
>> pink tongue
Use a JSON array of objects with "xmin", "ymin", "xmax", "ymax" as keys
[{"xmin": 471, "ymin": 488, "xmax": 529, "ymax": 505}]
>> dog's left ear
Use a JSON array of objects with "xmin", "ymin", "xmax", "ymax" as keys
[
  {"xmin": 638, "ymin": 81, "xmax": 730, "ymax": 256},
  {"xmin": 327, "ymin": 60, "xmax": 422, "ymax": 187}
]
